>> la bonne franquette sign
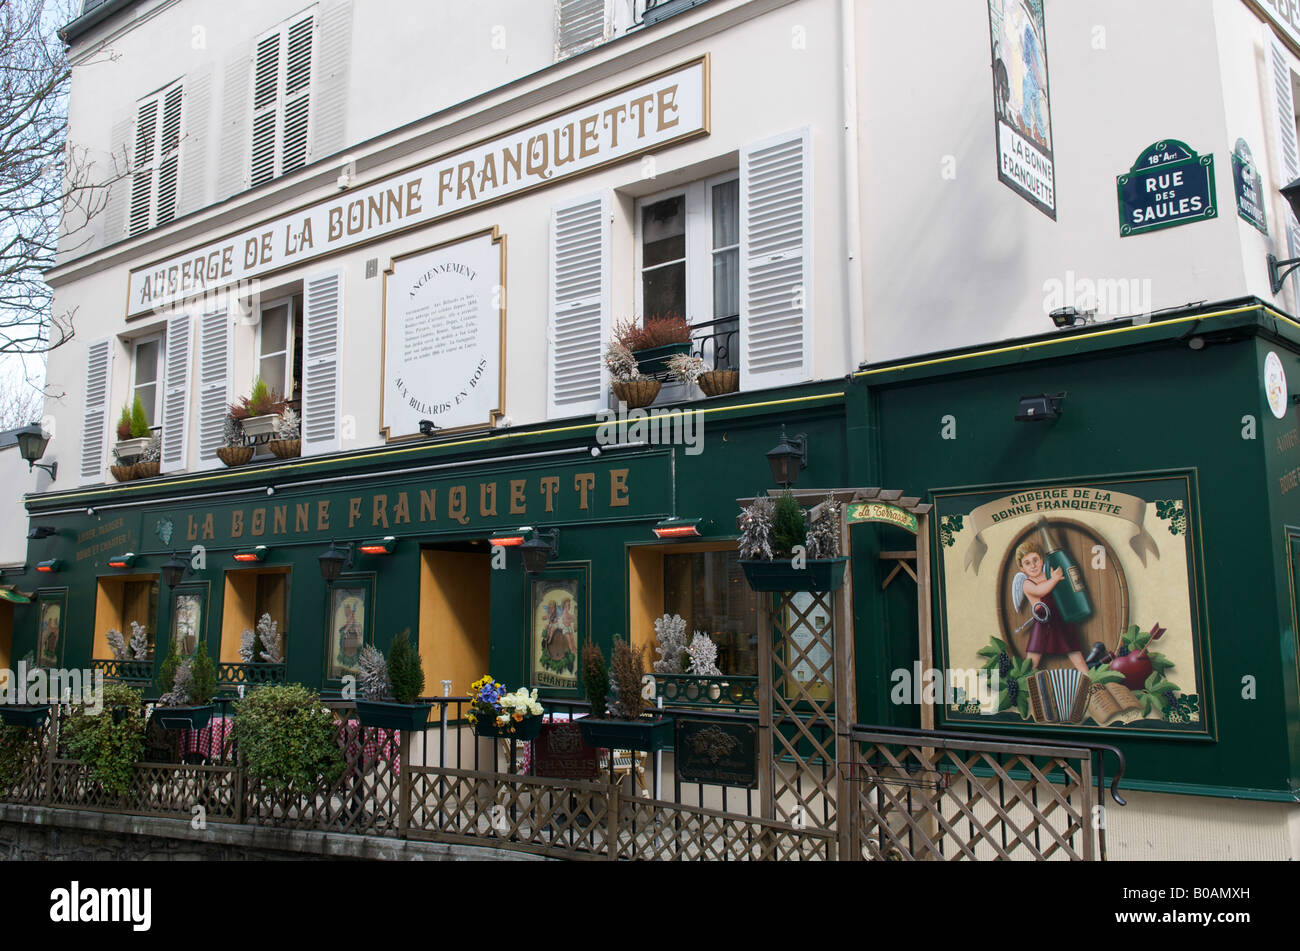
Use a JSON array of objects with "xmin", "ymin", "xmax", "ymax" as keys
[{"xmin": 127, "ymin": 60, "xmax": 708, "ymax": 316}]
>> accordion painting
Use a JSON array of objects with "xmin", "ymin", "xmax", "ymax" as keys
[{"xmin": 1025, "ymin": 668, "xmax": 1089, "ymax": 724}]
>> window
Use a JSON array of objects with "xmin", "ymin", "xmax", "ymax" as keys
[
  {"xmin": 220, "ymin": 567, "xmax": 290, "ymax": 667},
  {"xmin": 131, "ymin": 334, "xmax": 165, "ymax": 428},
  {"xmin": 129, "ymin": 80, "xmax": 184, "ymax": 236},
  {"xmin": 663, "ymin": 550, "xmax": 757, "ymax": 676},
  {"xmin": 636, "ymin": 173, "xmax": 739, "ymax": 368},
  {"xmin": 92, "ymin": 577, "xmax": 159, "ymax": 660},
  {"xmin": 257, "ymin": 294, "xmax": 304, "ymax": 402},
  {"xmin": 251, "ymin": 11, "xmax": 315, "ymax": 186}
]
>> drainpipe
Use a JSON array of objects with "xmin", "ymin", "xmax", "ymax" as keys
[{"xmin": 840, "ymin": 0, "xmax": 866, "ymax": 370}]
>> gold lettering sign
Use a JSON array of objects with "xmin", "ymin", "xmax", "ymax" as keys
[{"xmin": 126, "ymin": 59, "xmax": 708, "ymax": 316}]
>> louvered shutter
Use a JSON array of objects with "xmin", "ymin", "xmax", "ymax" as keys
[
  {"xmin": 1270, "ymin": 30, "xmax": 1300, "ymax": 303},
  {"xmin": 80, "ymin": 339, "xmax": 111, "ymax": 484},
  {"xmin": 103, "ymin": 117, "xmax": 132, "ymax": 242},
  {"xmin": 282, "ymin": 15, "xmax": 313, "ymax": 172},
  {"xmin": 160, "ymin": 313, "xmax": 192, "ymax": 472},
  {"xmin": 302, "ymin": 269, "xmax": 342, "ymax": 455},
  {"xmin": 548, "ymin": 193, "xmax": 610, "ymax": 417},
  {"xmin": 196, "ymin": 307, "xmax": 232, "ymax": 468},
  {"xmin": 128, "ymin": 98, "xmax": 158, "ymax": 236},
  {"xmin": 155, "ymin": 85, "xmax": 184, "ymax": 225},
  {"xmin": 310, "ymin": 0, "xmax": 352, "ymax": 161},
  {"xmin": 250, "ymin": 32, "xmax": 280, "ymax": 186},
  {"xmin": 557, "ymin": 0, "xmax": 608, "ymax": 60},
  {"xmin": 217, "ymin": 47, "xmax": 251, "ymax": 197},
  {"xmin": 178, "ymin": 67, "xmax": 211, "ymax": 216},
  {"xmin": 739, "ymin": 128, "xmax": 813, "ymax": 389}
]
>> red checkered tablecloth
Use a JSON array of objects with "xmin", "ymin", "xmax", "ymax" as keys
[{"xmin": 177, "ymin": 716, "xmax": 402, "ymax": 773}]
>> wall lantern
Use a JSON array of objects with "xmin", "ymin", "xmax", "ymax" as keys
[
  {"xmin": 233, "ymin": 546, "xmax": 268, "ymax": 563},
  {"xmin": 489, "ymin": 527, "xmax": 535, "ymax": 548},
  {"xmin": 35, "ymin": 559, "xmax": 62, "ymax": 574},
  {"xmin": 765, "ymin": 426, "xmax": 808, "ymax": 489},
  {"xmin": 15, "ymin": 424, "xmax": 56, "ymax": 481},
  {"xmin": 107, "ymin": 553, "xmax": 138, "ymax": 569},
  {"xmin": 359, "ymin": 536, "xmax": 397, "ymax": 555},
  {"xmin": 160, "ymin": 552, "xmax": 191, "ymax": 587},
  {"xmin": 1268, "ymin": 178, "xmax": 1300, "ymax": 292},
  {"xmin": 1015, "ymin": 393, "xmax": 1066, "ymax": 422},
  {"xmin": 653, "ymin": 517, "xmax": 703, "ymax": 539},
  {"xmin": 519, "ymin": 529, "xmax": 559, "ymax": 573},
  {"xmin": 318, "ymin": 541, "xmax": 354, "ymax": 582}
]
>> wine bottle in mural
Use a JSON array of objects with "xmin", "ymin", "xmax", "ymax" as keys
[{"xmin": 1037, "ymin": 518, "xmax": 1093, "ymax": 623}]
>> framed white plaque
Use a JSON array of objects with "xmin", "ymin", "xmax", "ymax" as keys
[{"xmin": 381, "ymin": 229, "xmax": 506, "ymax": 439}]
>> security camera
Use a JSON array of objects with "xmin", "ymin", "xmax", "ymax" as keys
[
  {"xmin": 1050, "ymin": 307, "xmax": 1096, "ymax": 329},
  {"xmin": 419, "ymin": 419, "xmax": 440, "ymax": 437}
]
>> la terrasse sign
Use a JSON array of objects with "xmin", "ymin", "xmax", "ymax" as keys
[{"xmin": 127, "ymin": 59, "xmax": 708, "ymax": 316}]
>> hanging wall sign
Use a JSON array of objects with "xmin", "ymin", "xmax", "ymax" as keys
[
  {"xmin": 1117, "ymin": 140, "xmax": 1217, "ymax": 237},
  {"xmin": 987, "ymin": 0, "xmax": 1057, "ymax": 219},
  {"xmin": 1232, "ymin": 138, "xmax": 1269, "ymax": 235},
  {"xmin": 846, "ymin": 501, "xmax": 918, "ymax": 534},
  {"xmin": 674, "ymin": 719, "xmax": 758, "ymax": 788},
  {"xmin": 381, "ymin": 229, "xmax": 505, "ymax": 438}
]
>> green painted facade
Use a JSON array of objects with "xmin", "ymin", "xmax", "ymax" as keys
[{"xmin": 11, "ymin": 299, "xmax": 1300, "ymax": 803}]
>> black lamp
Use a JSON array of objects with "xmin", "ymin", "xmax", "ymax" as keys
[
  {"xmin": 519, "ymin": 530, "xmax": 558, "ymax": 573},
  {"xmin": 160, "ymin": 551, "xmax": 190, "ymax": 587},
  {"xmin": 1268, "ymin": 177, "xmax": 1300, "ymax": 292},
  {"xmin": 15, "ymin": 424, "xmax": 56, "ymax": 481},
  {"xmin": 319, "ymin": 540, "xmax": 354, "ymax": 582},
  {"xmin": 1015, "ymin": 393, "xmax": 1066, "ymax": 422},
  {"xmin": 765, "ymin": 426, "xmax": 808, "ymax": 489}
]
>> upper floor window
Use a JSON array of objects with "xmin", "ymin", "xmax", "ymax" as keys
[
  {"xmin": 251, "ymin": 11, "xmax": 316, "ymax": 186},
  {"xmin": 258, "ymin": 293, "xmax": 304, "ymax": 403},
  {"xmin": 129, "ymin": 80, "xmax": 184, "ymax": 236},
  {"xmin": 131, "ymin": 333, "xmax": 164, "ymax": 428},
  {"xmin": 637, "ymin": 174, "xmax": 738, "ymax": 324}
]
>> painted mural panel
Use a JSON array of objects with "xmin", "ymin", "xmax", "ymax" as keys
[
  {"xmin": 988, "ymin": 0, "xmax": 1056, "ymax": 218},
  {"xmin": 327, "ymin": 583, "xmax": 370, "ymax": 682},
  {"xmin": 531, "ymin": 577, "xmax": 580, "ymax": 690},
  {"xmin": 934, "ymin": 475, "xmax": 1208, "ymax": 735}
]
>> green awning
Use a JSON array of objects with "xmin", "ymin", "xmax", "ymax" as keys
[{"xmin": 0, "ymin": 587, "xmax": 31, "ymax": 604}]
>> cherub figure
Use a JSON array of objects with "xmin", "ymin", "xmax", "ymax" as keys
[{"xmin": 1011, "ymin": 539, "xmax": 1089, "ymax": 675}]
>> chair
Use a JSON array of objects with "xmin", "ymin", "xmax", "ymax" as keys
[{"xmin": 599, "ymin": 749, "xmax": 649, "ymax": 797}]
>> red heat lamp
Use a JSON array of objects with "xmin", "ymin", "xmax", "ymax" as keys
[
  {"xmin": 107, "ymin": 553, "xmax": 137, "ymax": 569},
  {"xmin": 653, "ymin": 517, "xmax": 703, "ymax": 539},
  {"xmin": 359, "ymin": 537, "xmax": 397, "ymax": 555},
  {"xmin": 233, "ymin": 546, "xmax": 268, "ymax": 563},
  {"xmin": 36, "ymin": 559, "xmax": 62, "ymax": 574},
  {"xmin": 489, "ymin": 527, "xmax": 535, "ymax": 548}
]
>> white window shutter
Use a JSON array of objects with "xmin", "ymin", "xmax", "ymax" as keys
[
  {"xmin": 310, "ymin": 0, "xmax": 352, "ymax": 162},
  {"xmin": 178, "ymin": 67, "xmax": 212, "ymax": 216},
  {"xmin": 103, "ymin": 117, "xmax": 132, "ymax": 243},
  {"xmin": 548, "ymin": 192, "xmax": 610, "ymax": 418},
  {"xmin": 302, "ymin": 269, "xmax": 342, "ymax": 455},
  {"xmin": 160, "ymin": 313, "xmax": 192, "ymax": 472},
  {"xmin": 80, "ymin": 338, "xmax": 111, "ymax": 485},
  {"xmin": 250, "ymin": 32, "xmax": 281, "ymax": 186},
  {"xmin": 196, "ymin": 307, "xmax": 233, "ymax": 468},
  {"xmin": 1269, "ymin": 29, "xmax": 1300, "ymax": 301},
  {"xmin": 281, "ymin": 14, "xmax": 314, "ymax": 172},
  {"xmin": 739, "ymin": 127, "xmax": 813, "ymax": 389},
  {"xmin": 217, "ymin": 46, "xmax": 251, "ymax": 198},
  {"xmin": 556, "ymin": 0, "xmax": 609, "ymax": 60},
  {"xmin": 128, "ymin": 98, "xmax": 158, "ymax": 237},
  {"xmin": 155, "ymin": 84, "xmax": 184, "ymax": 225}
]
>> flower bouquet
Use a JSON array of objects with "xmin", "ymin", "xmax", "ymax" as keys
[{"xmin": 468, "ymin": 676, "xmax": 545, "ymax": 739}]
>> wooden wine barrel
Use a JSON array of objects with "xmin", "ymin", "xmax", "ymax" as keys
[{"xmin": 995, "ymin": 518, "xmax": 1129, "ymax": 668}]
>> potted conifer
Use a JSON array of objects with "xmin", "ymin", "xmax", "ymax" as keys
[
  {"xmin": 229, "ymin": 378, "xmax": 286, "ymax": 441},
  {"xmin": 576, "ymin": 638, "xmax": 673, "ymax": 752},
  {"xmin": 153, "ymin": 636, "xmax": 218, "ymax": 729},
  {"xmin": 354, "ymin": 630, "xmax": 431, "ymax": 732},
  {"xmin": 113, "ymin": 395, "xmax": 153, "ymax": 465}
]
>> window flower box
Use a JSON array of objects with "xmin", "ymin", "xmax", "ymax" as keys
[
  {"xmin": 151, "ymin": 704, "xmax": 214, "ymax": 730},
  {"xmin": 355, "ymin": 699, "xmax": 431, "ymax": 732},
  {"xmin": 577, "ymin": 713, "xmax": 674, "ymax": 752},
  {"xmin": 740, "ymin": 556, "xmax": 848, "ymax": 593},
  {"xmin": 633, "ymin": 342, "xmax": 692, "ymax": 377},
  {"xmin": 113, "ymin": 437, "xmax": 151, "ymax": 465},
  {"xmin": 241, "ymin": 413, "xmax": 280, "ymax": 439},
  {"xmin": 0, "ymin": 704, "xmax": 51, "ymax": 728},
  {"xmin": 474, "ymin": 713, "xmax": 544, "ymax": 741}
]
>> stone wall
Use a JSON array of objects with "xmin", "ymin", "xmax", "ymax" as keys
[{"xmin": 0, "ymin": 804, "xmax": 545, "ymax": 861}]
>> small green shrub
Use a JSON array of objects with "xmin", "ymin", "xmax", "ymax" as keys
[
  {"xmin": 62, "ymin": 683, "xmax": 145, "ymax": 798},
  {"xmin": 188, "ymin": 644, "xmax": 217, "ymax": 705},
  {"xmin": 386, "ymin": 629, "xmax": 424, "ymax": 704},
  {"xmin": 129, "ymin": 395, "xmax": 150, "ymax": 438},
  {"xmin": 581, "ymin": 642, "xmax": 608, "ymax": 717},
  {"xmin": 0, "ymin": 725, "xmax": 41, "ymax": 790},
  {"xmin": 116, "ymin": 406, "xmax": 132, "ymax": 441},
  {"xmin": 232, "ymin": 684, "xmax": 343, "ymax": 793},
  {"xmin": 773, "ymin": 491, "xmax": 807, "ymax": 556}
]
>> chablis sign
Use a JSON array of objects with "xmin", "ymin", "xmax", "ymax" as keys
[{"xmin": 1117, "ymin": 140, "xmax": 1217, "ymax": 237}]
